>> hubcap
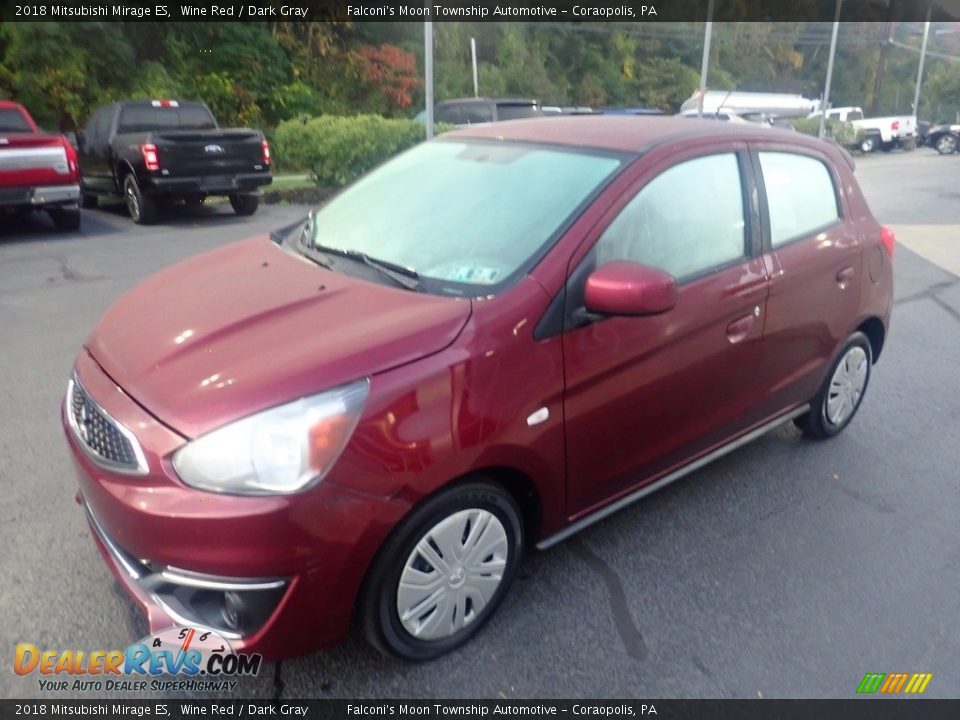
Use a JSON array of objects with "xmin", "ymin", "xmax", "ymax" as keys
[
  {"xmin": 825, "ymin": 346, "xmax": 868, "ymax": 426},
  {"xmin": 397, "ymin": 509, "xmax": 508, "ymax": 641},
  {"xmin": 125, "ymin": 183, "xmax": 139, "ymax": 220}
]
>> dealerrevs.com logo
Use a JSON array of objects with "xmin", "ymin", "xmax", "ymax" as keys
[{"xmin": 14, "ymin": 627, "xmax": 261, "ymax": 693}]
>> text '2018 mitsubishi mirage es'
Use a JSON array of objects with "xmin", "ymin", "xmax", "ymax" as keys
[{"xmin": 63, "ymin": 116, "xmax": 893, "ymax": 661}]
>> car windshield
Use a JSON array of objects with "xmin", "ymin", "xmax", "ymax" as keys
[
  {"xmin": 497, "ymin": 104, "xmax": 542, "ymax": 120},
  {"xmin": 0, "ymin": 108, "xmax": 32, "ymax": 133},
  {"xmin": 307, "ymin": 139, "xmax": 623, "ymax": 294}
]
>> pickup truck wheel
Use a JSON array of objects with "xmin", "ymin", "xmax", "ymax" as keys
[
  {"xmin": 49, "ymin": 207, "xmax": 81, "ymax": 231},
  {"xmin": 229, "ymin": 194, "xmax": 259, "ymax": 216},
  {"xmin": 860, "ymin": 135, "xmax": 878, "ymax": 153},
  {"xmin": 123, "ymin": 175, "xmax": 156, "ymax": 225},
  {"xmin": 935, "ymin": 133, "xmax": 958, "ymax": 155}
]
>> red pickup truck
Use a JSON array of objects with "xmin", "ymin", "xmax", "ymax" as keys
[{"xmin": 0, "ymin": 101, "xmax": 81, "ymax": 230}]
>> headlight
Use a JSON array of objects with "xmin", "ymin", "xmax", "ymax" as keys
[{"xmin": 172, "ymin": 379, "xmax": 369, "ymax": 495}]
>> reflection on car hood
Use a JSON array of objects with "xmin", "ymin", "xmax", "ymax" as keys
[{"xmin": 86, "ymin": 236, "xmax": 471, "ymax": 438}]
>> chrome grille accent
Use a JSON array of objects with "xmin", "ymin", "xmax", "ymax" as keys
[{"xmin": 66, "ymin": 375, "xmax": 148, "ymax": 475}]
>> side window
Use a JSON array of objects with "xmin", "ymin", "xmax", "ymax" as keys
[
  {"xmin": 758, "ymin": 152, "xmax": 840, "ymax": 247},
  {"xmin": 847, "ymin": 110, "xmax": 863, "ymax": 121},
  {"xmin": 83, "ymin": 109, "xmax": 101, "ymax": 151},
  {"xmin": 462, "ymin": 104, "xmax": 493, "ymax": 124},
  {"xmin": 434, "ymin": 105, "xmax": 461, "ymax": 125},
  {"xmin": 595, "ymin": 153, "xmax": 747, "ymax": 281},
  {"xmin": 95, "ymin": 107, "xmax": 112, "ymax": 147}
]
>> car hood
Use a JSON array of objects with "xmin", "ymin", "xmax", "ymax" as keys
[{"xmin": 86, "ymin": 236, "xmax": 471, "ymax": 438}]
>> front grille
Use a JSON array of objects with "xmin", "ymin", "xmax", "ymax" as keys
[{"xmin": 68, "ymin": 376, "xmax": 145, "ymax": 473}]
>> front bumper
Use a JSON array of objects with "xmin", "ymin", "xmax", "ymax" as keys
[
  {"xmin": 64, "ymin": 350, "xmax": 408, "ymax": 660},
  {"xmin": 0, "ymin": 183, "xmax": 80, "ymax": 208}
]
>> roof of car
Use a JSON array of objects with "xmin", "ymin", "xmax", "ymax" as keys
[
  {"xmin": 437, "ymin": 97, "xmax": 538, "ymax": 106},
  {"xmin": 449, "ymin": 115, "xmax": 822, "ymax": 155}
]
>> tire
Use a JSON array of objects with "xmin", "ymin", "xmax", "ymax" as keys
[
  {"xmin": 48, "ymin": 207, "xmax": 81, "ymax": 231},
  {"xmin": 123, "ymin": 174, "xmax": 157, "ymax": 225},
  {"xmin": 79, "ymin": 187, "xmax": 98, "ymax": 209},
  {"xmin": 795, "ymin": 332, "xmax": 872, "ymax": 439},
  {"xmin": 229, "ymin": 194, "xmax": 259, "ymax": 216},
  {"xmin": 359, "ymin": 480, "xmax": 524, "ymax": 661},
  {"xmin": 860, "ymin": 135, "xmax": 878, "ymax": 153},
  {"xmin": 935, "ymin": 133, "xmax": 958, "ymax": 155}
]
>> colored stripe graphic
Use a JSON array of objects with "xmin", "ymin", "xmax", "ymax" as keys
[
  {"xmin": 857, "ymin": 672, "xmax": 933, "ymax": 694},
  {"xmin": 880, "ymin": 673, "xmax": 909, "ymax": 693},
  {"xmin": 904, "ymin": 673, "xmax": 934, "ymax": 694},
  {"xmin": 857, "ymin": 673, "xmax": 885, "ymax": 694}
]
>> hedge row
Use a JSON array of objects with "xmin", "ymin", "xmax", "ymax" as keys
[
  {"xmin": 789, "ymin": 117, "xmax": 864, "ymax": 148},
  {"xmin": 272, "ymin": 115, "xmax": 452, "ymax": 187}
]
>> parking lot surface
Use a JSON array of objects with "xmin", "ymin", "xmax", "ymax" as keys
[{"xmin": 2, "ymin": 154, "xmax": 959, "ymax": 699}]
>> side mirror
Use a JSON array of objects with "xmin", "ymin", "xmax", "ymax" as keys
[{"xmin": 584, "ymin": 261, "xmax": 677, "ymax": 316}]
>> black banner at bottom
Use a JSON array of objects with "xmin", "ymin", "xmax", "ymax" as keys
[{"xmin": 1, "ymin": 700, "xmax": 959, "ymax": 720}]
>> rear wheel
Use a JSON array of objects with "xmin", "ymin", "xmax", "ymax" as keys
[
  {"xmin": 359, "ymin": 481, "xmax": 523, "ymax": 661},
  {"xmin": 49, "ymin": 207, "xmax": 81, "ymax": 231},
  {"xmin": 935, "ymin": 133, "xmax": 958, "ymax": 155},
  {"xmin": 123, "ymin": 174, "xmax": 157, "ymax": 225},
  {"xmin": 795, "ymin": 332, "xmax": 872, "ymax": 439},
  {"xmin": 860, "ymin": 134, "xmax": 879, "ymax": 153},
  {"xmin": 229, "ymin": 193, "xmax": 259, "ymax": 216}
]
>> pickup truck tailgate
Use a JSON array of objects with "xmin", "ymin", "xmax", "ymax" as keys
[
  {"xmin": 149, "ymin": 130, "xmax": 266, "ymax": 177},
  {"xmin": 0, "ymin": 135, "xmax": 72, "ymax": 188}
]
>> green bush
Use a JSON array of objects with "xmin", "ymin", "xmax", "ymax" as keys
[
  {"xmin": 790, "ymin": 116, "xmax": 864, "ymax": 148},
  {"xmin": 272, "ymin": 114, "xmax": 452, "ymax": 187}
]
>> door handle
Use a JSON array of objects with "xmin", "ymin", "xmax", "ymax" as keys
[
  {"xmin": 836, "ymin": 266, "xmax": 855, "ymax": 287},
  {"xmin": 725, "ymin": 313, "xmax": 755, "ymax": 344}
]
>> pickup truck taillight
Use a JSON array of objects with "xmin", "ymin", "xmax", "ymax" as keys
[
  {"xmin": 891, "ymin": 120, "xmax": 899, "ymax": 132},
  {"xmin": 262, "ymin": 139, "xmax": 271, "ymax": 166},
  {"xmin": 880, "ymin": 225, "xmax": 895, "ymax": 259},
  {"xmin": 141, "ymin": 143, "xmax": 160, "ymax": 172},
  {"xmin": 64, "ymin": 140, "xmax": 78, "ymax": 174}
]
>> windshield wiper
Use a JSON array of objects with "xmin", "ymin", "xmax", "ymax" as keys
[{"xmin": 312, "ymin": 242, "xmax": 421, "ymax": 291}]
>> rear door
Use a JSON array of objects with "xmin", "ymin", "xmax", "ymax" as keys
[
  {"xmin": 750, "ymin": 145, "xmax": 861, "ymax": 415},
  {"xmin": 562, "ymin": 146, "xmax": 770, "ymax": 516}
]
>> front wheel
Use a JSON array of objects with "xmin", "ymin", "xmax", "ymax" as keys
[
  {"xmin": 795, "ymin": 332, "xmax": 872, "ymax": 439},
  {"xmin": 123, "ymin": 174, "xmax": 157, "ymax": 224},
  {"xmin": 359, "ymin": 481, "xmax": 524, "ymax": 661},
  {"xmin": 935, "ymin": 133, "xmax": 959, "ymax": 155},
  {"xmin": 229, "ymin": 194, "xmax": 259, "ymax": 216}
]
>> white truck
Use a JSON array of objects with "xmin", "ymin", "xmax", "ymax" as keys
[{"xmin": 813, "ymin": 106, "xmax": 917, "ymax": 153}]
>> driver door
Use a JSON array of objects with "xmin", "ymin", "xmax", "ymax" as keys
[{"xmin": 562, "ymin": 149, "xmax": 770, "ymax": 516}]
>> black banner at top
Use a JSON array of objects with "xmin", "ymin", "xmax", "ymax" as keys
[{"xmin": 0, "ymin": 0, "xmax": 957, "ymax": 24}]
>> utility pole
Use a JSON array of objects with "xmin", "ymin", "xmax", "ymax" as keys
[
  {"xmin": 424, "ymin": 20, "xmax": 434, "ymax": 139},
  {"xmin": 697, "ymin": 0, "xmax": 715, "ymax": 118},
  {"xmin": 471, "ymin": 38, "xmax": 479, "ymax": 98},
  {"xmin": 820, "ymin": 0, "xmax": 843, "ymax": 139},
  {"xmin": 912, "ymin": 5, "xmax": 932, "ymax": 119}
]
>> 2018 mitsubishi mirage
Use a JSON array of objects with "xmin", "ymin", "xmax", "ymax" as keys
[{"xmin": 63, "ymin": 116, "xmax": 893, "ymax": 661}]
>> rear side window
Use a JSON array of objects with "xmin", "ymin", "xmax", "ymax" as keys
[
  {"xmin": 118, "ymin": 105, "xmax": 216, "ymax": 133},
  {"xmin": 0, "ymin": 108, "xmax": 32, "ymax": 133},
  {"xmin": 758, "ymin": 152, "xmax": 840, "ymax": 247},
  {"xmin": 496, "ymin": 104, "xmax": 541, "ymax": 121},
  {"xmin": 595, "ymin": 153, "xmax": 747, "ymax": 281},
  {"xmin": 462, "ymin": 104, "xmax": 494, "ymax": 124},
  {"xmin": 434, "ymin": 105, "xmax": 461, "ymax": 125}
]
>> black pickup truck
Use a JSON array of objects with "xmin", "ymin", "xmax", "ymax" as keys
[{"xmin": 78, "ymin": 100, "xmax": 271, "ymax": 224}]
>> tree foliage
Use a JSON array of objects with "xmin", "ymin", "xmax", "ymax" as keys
[{"xmin": 2, "ymin": 20, "xmax": 960, "ymax": 131}]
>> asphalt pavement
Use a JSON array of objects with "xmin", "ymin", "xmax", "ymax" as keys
[{"xmin": 1, "ymin": 154, "xmax": 958, "ymax": 700}]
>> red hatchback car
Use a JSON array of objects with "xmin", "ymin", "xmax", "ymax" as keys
[{"xmin": 63, "ymin": 116, "xmax": 893, "ymax": 661}]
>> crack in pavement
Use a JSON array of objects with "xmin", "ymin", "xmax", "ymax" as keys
[
  {"xmin": 931, "ymin": 294, "xmax": 960, "ymax": 325},
  {"xmin": 568, "ymin": 538, "xmax": 648, "ymax": 661},
  {"xmin": 893, "ymin": 278, "xmax": 958, "ymax": 306}
]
